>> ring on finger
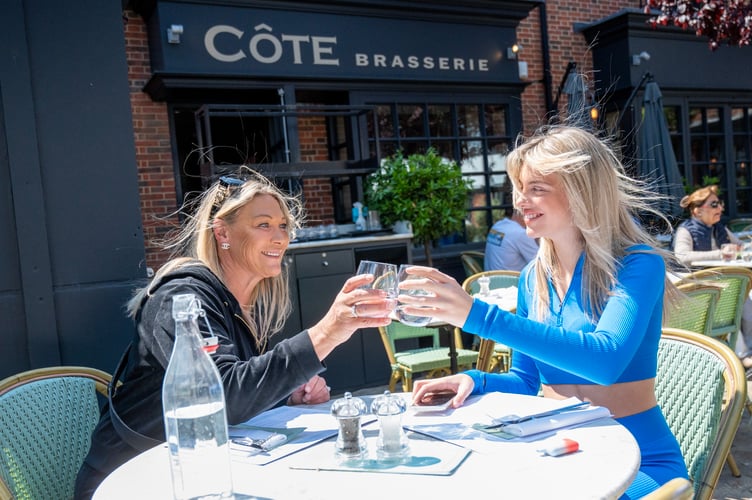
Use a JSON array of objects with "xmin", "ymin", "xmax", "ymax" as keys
[{"xmin": 351, "ymin": 304, "xmax": 359, "ymax": 318}]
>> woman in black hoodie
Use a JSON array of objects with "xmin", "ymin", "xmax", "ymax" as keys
[{"xmin": 75, "ymin": 169, "xmax": 393, "ymax": 498}]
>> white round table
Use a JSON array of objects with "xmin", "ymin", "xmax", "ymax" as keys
[{"xmin": 94, "ymin": 393, "xmax": 640, "ymax": 500}]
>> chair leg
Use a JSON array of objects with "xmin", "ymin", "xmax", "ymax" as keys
[
  {"xmin": 726, "ymin": 452, "xmax": 742, "ymax": 478},
  {"xmin": 389, "ymin": 370, "xmax": 401, "ymax": 393},
  {"xmin": 402, "ymin": 372, "xmax": 413, "ymax": 392}
]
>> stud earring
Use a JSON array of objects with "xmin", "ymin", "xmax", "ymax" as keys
[{"xmin": 221, "ymin": 242, "xmax": 230, "ymax": 250}]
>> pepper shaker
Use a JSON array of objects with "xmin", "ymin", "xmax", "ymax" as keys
[{"xmin": 331, "ymin": 392, "xmax": 368, "ymax": 460}]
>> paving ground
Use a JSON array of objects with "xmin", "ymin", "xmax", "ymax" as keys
[{"xmin": 712, "ymin": 381, "xmax": 752, "ymax": 500}]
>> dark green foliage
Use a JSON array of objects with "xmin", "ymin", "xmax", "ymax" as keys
[{"xmin": 365, "ymin": 148, "xmax": 473, "ymax": 265}]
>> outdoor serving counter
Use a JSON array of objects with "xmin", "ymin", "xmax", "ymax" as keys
[{"xmin": 274, "ymin": 232, "xmax": 413, "ymax": 392}]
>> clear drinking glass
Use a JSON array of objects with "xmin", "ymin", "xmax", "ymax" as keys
[
  {"xmin": 355, "ymin": 260, "xmax": 398, "ymax": 317},
  {"xmin": 721, "ymin": 243, "xmax": 737, "ymax": 262},
  {"xmin": 396, "ymin": 264, "xmax": 433, "ymax": 327}
]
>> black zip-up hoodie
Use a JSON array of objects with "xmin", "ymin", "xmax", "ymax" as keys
[{"xmin": 77, "ymin": 263, "xmax": 324, "ymax": 494}]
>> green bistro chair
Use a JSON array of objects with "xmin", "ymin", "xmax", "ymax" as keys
[
  {"xmin": 676, "ymin": 267, "xmax": 752, "ymax": 350},
  {"xmin": 656, "ymin": 329, "xmax": 746, "ymax": 500},
  {"xmin": 462, "ymin": 270, "xmax": 520, "ymax": 373},
  {"xmin": 378, "ymin": 322, "xmax": 477, "ymax": 392},
  {"xmin": 665, "ymin": 282, "xmax": 721, "ymax": 336},
  {"xmin": 727, "ymin": 218, "xmax": 752, "ymax": 233},
  {"xmin": 640, "ymin": 477, "xmax": 694, "ymax": 500},
  {"xmin": 460, "ymin": 251, "xmax": 485, "ymax": 278},
  {"xmin": 0, "ymin": 366, "xmax": 111, "ymax": 500}
]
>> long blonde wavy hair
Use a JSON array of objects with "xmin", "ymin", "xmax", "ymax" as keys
[
  {"xmin": 506, "ymin": 125, "xmax": 680, "ymax": 323},
  {"xmin": 127, "ymin": 168, "xmax": 304, "ymax": 350}
]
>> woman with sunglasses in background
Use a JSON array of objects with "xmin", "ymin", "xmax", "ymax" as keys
[
  {"xmin": 673, "ymin": 184, "xmax": 752, "ymax": 371},
  {"xmin": 673, "ymin": 184, "xmax": 742, "ymax": 265},
  {"xmin": 74, "ymin": 169, "xmax": 393, "ymax": 498}
]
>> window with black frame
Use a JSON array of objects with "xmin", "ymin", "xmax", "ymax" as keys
[{"xmin": 365, "ymin": 100, "xmax": 515, "ymax": 246}]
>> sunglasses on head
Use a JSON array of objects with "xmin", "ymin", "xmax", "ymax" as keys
[
  {"xmin": 708, "ymin": 200, "xmax": 723, "ymax": 208},
  {"xmin": 211, "ymin": 175, "xmax": 246, "ymax": 217}
]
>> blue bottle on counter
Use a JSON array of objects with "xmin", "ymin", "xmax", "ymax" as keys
[
  {"xmin": 352, "ymin": 202, "xmax": 366, "ymax": 231},
  {"xmin": 162, "ymin": 294, "xmax": 234, "ymax": 500}
]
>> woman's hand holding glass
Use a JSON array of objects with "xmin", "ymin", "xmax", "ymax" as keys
[
  {"xmin": 397, "ymin": 266, "xmax": 475, "ymax": 328},
  {"xmin": 396, "ymin": 264, "xmax": 434, "ymax": 326}
]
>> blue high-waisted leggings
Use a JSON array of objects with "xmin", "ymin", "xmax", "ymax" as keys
[{"xmin": 617, "ymin": 405, "xmax": 689, "ymax": 499}]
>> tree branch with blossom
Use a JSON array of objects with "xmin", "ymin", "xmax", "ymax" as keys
[{"xmin": 645, "ymin": 0, "xmax": 752, "ymax": 50}]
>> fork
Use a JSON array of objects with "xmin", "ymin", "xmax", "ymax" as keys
[{"xmin": 483, "ymin": 400, "xmax": 591, "ymax": 429}]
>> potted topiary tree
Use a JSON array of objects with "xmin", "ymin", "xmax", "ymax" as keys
[{"xmin": 365, "ymin": 148, "xmax": 472, "ymax": 266}]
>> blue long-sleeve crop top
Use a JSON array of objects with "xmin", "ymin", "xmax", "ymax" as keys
[{"xmin": 465, "ymin": 245, "xmax": 664, "ymax": 396}]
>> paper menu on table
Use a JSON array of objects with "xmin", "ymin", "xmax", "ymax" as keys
[{"xmin": 230, "ymin": 403, "xmax": 376, "ymax": 465}]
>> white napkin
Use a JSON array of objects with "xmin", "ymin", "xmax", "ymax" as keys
[
  {"xmin": 474, "ymin": 287, "xmax": 517, "ymax": 310},
  {"xmin": 500, "ymin": 405, "xmax": 612, "ymax": 437}
]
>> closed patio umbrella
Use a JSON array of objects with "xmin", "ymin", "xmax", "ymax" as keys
[
  {"xmin": 563, "ymin": 70, "xmax": 590, "ymax": 128},
  {"xmin": 637, "ymin": 79, "xmax": 685, "ymax": 217}
]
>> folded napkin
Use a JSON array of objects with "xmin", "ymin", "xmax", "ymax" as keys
[
  {"xmin": 473, "ymin": 287, "xmax": 517, "ymax": 310},
  {"xmin": 483, "ymin": 405, "xmax": 612, "ymax": 438}
]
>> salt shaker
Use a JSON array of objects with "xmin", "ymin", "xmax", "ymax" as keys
[
  {"xmin": 370, "ymin": 391, "xmax": 409, "ymax": 460},
  {"xmin": 331, "ymin": 392, "xmax": 368, "ymax": 460}
]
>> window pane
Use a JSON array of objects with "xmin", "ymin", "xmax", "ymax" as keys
[
  {"xmin": 731, "ymin": 107, "xmax": 749, "ymax": 133},
  {"xmin": 428, "ymin": 104, "xmax": 452, "ymax": 137},
  {"xmin": 457, "ymin": 104, "xmax": 481, "ymax": 137},
  {"xmin": 374, "ymin": 105, "xmax": 395, "ymax": 138},
  {"xmin": 707, "ymin": 108, "xmax": 723, "ymax": 133},
  {"xmin": 484, "ymin": 105, "xmax": 507, "ymax": 136},
  {"xmin": 487, "ymin": 140, "xmax": 510, "ymax": 171},
  {"xmin": 398, "ymin": 104, "xmax": 426, "ymax": 137},
  {"xmin": 466, "ymin": 209, "xmax": 488, "ymax": 243},
  {"xmin": 459, "ymin": 140, "xmax": 484, "ymax": 175},
  {"xmin": 430, "ymin": 140, "xmax": 454, "ymax": 158},
  {"xmin": 664, "ymin": 106, "xmax": 680, "ymax": 134},
  {"xmin": 689, "ymin": 108, "xmax": 703, "ymax": 133},
  {"xmin": 734, "ymin": 137, "xmax": 750, "ymax": 162},
  {"xmin": 709, "ymin": 136, "xmax": 725, "ymax": 162}
]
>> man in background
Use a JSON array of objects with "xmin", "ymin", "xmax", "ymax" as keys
[{"xmin": 484, "ymin": 208, "xmax": 538, "ymax": 271}]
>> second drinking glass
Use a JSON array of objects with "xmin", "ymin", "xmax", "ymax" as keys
[{"xmin": 396, "ymin": 264, "xmax": 433, "ymax": 326}]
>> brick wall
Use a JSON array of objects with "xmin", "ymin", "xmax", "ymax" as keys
[
  {"xmin": 124, "ymin": 11, "xmax": 178, "ymax": 271},
  {"xmin": 517, "ymin": 0, "xmax": 641, "ymax": 133}
]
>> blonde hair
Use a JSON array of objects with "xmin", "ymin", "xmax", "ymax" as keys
[
  {"xmin": 506, "ymin": 125, "xmax": 680, "ymax": 322},
  {"xmin": 128, "ymin": 168, "xmax": 304, "ymax": 350}
]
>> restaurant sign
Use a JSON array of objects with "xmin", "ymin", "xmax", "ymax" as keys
[{"xmin": 150, "ymin": 2, "xmax": 520, "ymax": 83}]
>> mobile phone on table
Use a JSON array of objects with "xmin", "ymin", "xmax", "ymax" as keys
[{"xmin": 411, "ymin": 390, "xmax": 456, "ymax": 412}]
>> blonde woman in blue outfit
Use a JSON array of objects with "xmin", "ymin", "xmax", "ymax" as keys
[{"xmin": 402, "ymin": 126, "xmax": 687, "ymax": 499}]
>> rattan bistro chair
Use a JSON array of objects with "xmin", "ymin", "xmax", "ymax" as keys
[
  {"xmin": 656, "ymin": 328, "xmax": 746, "ymax": 500},
  {"xmin": 460, "ymin": 251, "xmax": 485, "ymax": 277},
  {"xmin": 665, "ymin": 282, "xmax": 721, "ymax": 337},
  {"xmin": 0, "ymin": 366, "xmax": 111, "ymax": 500},
  {"xmin": 727, "ymin": 218, "xmax": 752, "ymax": 233},
  {"xmin": 378, "ymin": 322, "xmax": 477, "ymax": 392},
  {"xmin": 640, "ymin": 477, "xmax": 694, "ymax": 500},
  {"xmin": 676, "ymin": 267, "xmax": 752, "ymax": 350},
  {"xmin": 664, "ymin": 267, "xmax": 752, "ymax": 477},
  {"xmin": 462, "ymin": 270, "xmax": 520, "ymax": 373}
]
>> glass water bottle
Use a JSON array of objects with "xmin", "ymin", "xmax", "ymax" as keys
[{"xmin": 162, "ymin": 293, "xmax": 234, "ymax": 499}]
